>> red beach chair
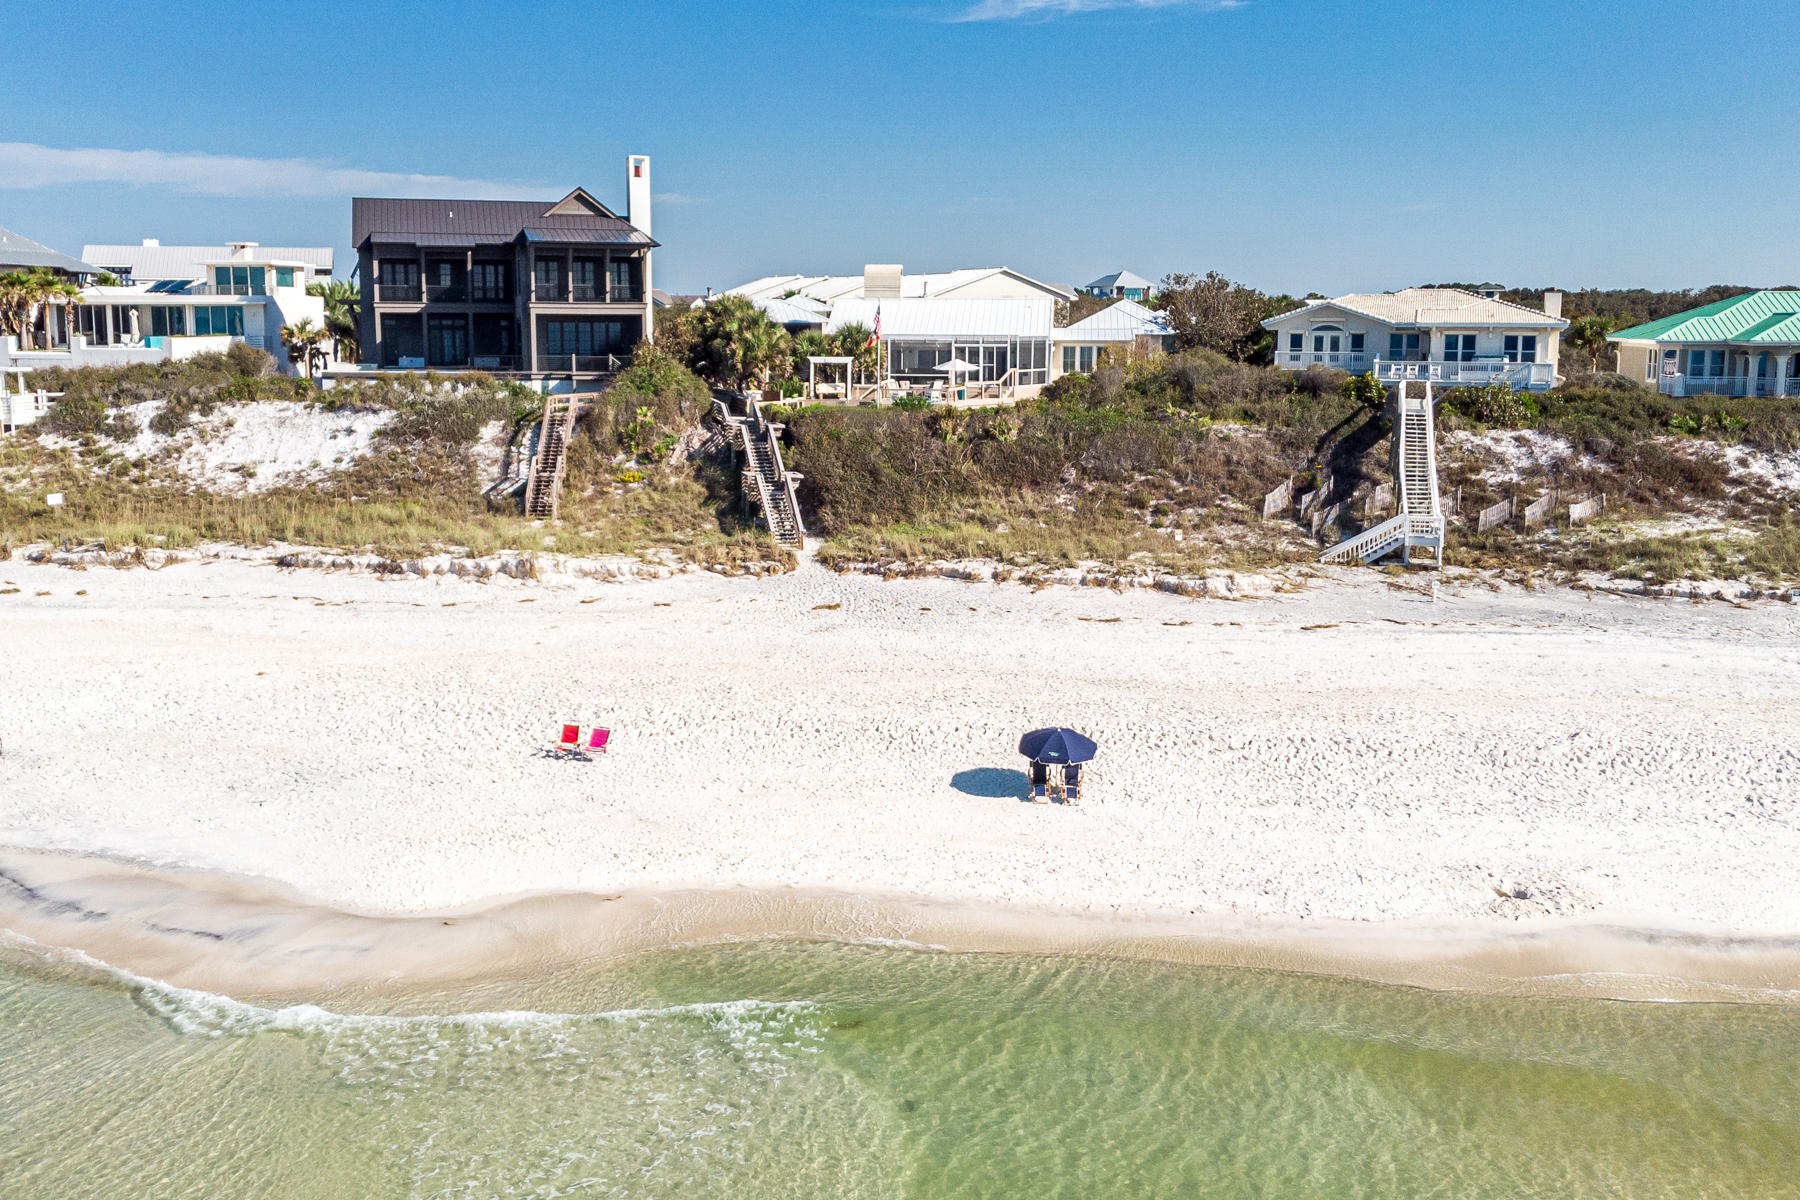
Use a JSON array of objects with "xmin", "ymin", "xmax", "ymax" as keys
[
  {"xmin": 552, "ymin": 723, "xmax": 582, "ymax": 757},
  {"xmin": 587, "ymin": 728, "xmax": 611, "ymax": 755}
]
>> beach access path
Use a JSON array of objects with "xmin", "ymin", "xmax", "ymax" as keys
[{"xmin": 1, "ymin": 554, "xmax": 1796, "ymax": 933}]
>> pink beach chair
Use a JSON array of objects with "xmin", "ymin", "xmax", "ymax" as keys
[{"xmin": 586, "ymin": 728, "xmax": 611, "ymax": 755}]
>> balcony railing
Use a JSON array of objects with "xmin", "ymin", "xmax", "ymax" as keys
[
  {"xmin": 571, "ymin": 283, "xmax": 601, "ymax": 301},
  {"xmin": 1659, "ymin": 374, "xmax": 1800, "ymax": 398},
  {"xmin": 424, "ymin": 283, "xmax": 466, "ymax": 302},
  {"xmin": 531, "ymin": 284, "xmax": 643, "ymax": 303},
  {"xmin": 1281, "ymin": 350, "xmax": 1371, "ymax": 372},
  {"xmin": 1373, "ymin": 357, "xmax": 1556, "ymax": 389},
  {"xmin": 378, "ymin": 284, "xmax": 421, "ymax": 302},
  {"xmin": 189, "ymin": 281, "xmax": 267, "ymax": 297},
  {"xmin": 536, "ymin": 352, "xmax": 633, "ymax": 375}
]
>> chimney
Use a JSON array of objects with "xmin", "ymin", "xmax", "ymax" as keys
[
  {"xmin": 626, "ymin": 155, "xmax": 652, "ymax": 237},
  {"xmin": 864, "ymin": 263, "xmax": 903, "ymax": 299},
  {"xmin": 1542, "ymin": 290, "xmax": 1563, "ymax": 318}
]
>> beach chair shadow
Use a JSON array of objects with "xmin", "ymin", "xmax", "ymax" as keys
[{"xmin": 951, "ymin": 767, "xmax": 1032, "ymax": 801}]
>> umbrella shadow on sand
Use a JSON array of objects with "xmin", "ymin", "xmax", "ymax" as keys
[{"xmin": 950, "ymin": 767, "xmax": 1031, "ymax": 801}]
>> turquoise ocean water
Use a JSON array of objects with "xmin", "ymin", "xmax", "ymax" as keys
[{"xmin": 2, "ymin": 937, "xmax": 1796, "ymax": 1198}]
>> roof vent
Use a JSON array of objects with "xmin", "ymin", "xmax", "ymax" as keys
[
  {"xmin": 864, "ymin": 264, "xmax": 903, "ymax": 299},
  {"xmin": 142, "ymin": 238, "xmax": 159, "ymax": 247}
]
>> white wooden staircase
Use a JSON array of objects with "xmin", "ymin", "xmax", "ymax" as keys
[
  {"xmin": 1321, "ymin": 381, "xmax": 1447, "ymax": 566},
  {"xmin": 524, "ymin": 396, "xmax": 580, "ymax": 520}
]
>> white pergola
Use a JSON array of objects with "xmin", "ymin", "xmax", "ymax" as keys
[{"xmin": 806, "ymin": 355, "xmax": 854, "ymax": 403}]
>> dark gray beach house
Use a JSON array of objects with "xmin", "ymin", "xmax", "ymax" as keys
[{"xmin": 352, "ymin": 155, "xmax": 656, "ymax": 386}]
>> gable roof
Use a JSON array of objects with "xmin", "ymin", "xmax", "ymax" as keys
[
  {"xmin": 1263, "ymin": 287, "xmax": 1567, "ymax": 330},
  {"xmin": 1085, "ymin": 270, "xmax": 1153, "ymax": 292},
  {"xmin": 727, "ymin": 266, "xmax": 1074, "ymax": 304},
  {"xmin": 1056, "ymin": 298, "xmax": 1172, "ymax": 341},
  {"xmin": 0, "ymin": 225, "xmax": 96, "ymax": 275},
  {"xmin": 82, "ymin": 243, "xmax": 334, "ymax": 281},
  {"xmin": 352, "ymin": 188, "xmax": 654, "ymax": 250},
  {"xmin": 826, "ymin": 297, "xmax": 1054, "ymax": 340},
  {"xmin": 1608, "ymin": 290, "xmax": 1800, "ymax": 343}
]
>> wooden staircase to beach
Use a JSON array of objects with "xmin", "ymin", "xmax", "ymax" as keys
[
  {"xmin": 721, "ymin": 395, "xmax": 805, "ymax": 548},
  {"xmin": 524, "ymin": 396, "xmax": 580, "ymax": 520},
  {"xmin": 1321, "ymin": 381, "xmax": 1446, "ymax": 566}
]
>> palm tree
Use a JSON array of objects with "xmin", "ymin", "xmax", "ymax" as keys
[
  {"xmin": 281, "ymin": 318, "xmax": 327, "ymax": 379},
  {"xmin": 0, "ymin": 269, "xmax": 80, "ymax": 349},
  {"xmin": 1568, "ymin": 315, "xmax": 1613, "ymax": 374},
  {"xmin": 307, "ymin": 278, "xmax": 361, "ymax": 362},
  {"xmin": 736, "ymin": 316, "xmax": 793, "ymax": 391}
]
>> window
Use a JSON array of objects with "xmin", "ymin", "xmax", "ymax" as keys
[
  {"xmin": 193, "ymin": 306, "xmax": 244, "ymax": 336},
  {"xmin": 1288, "ymin": 333, "xmax": 1303, "ymax": 353},
  {"xmin": 1443, "ymin": 334, "xmax": 1476, "ymax": 362},
  {"xmin": 534, "ymin": 259, "xmax": 562, "ymax": 299},
  {"xmin": 608, "ymin": 258, "xmax": 639, "ymax": 300},
  {"xmin": 472, "ymin": 314, "xmax": 516, "ymax": 358},
  {"xmin": 380, "ymin": 260, "xmax": 420, "ymax": 300},
  {"xmin": 1312, "ymin": 324, "xmax": 1342, "ymax": 354},
  {"xmin": 1503, "ymin": 335, "xmax": 1538, "ymax": 364},
  {"xmin": 1686, "ymin": 348, "xmax": 1723, "ymax": 377},
  {"xmin": 571, "ymin": 260, "xmax": 599, "ymax": 300},
  {"xmin": 1349, "ymin": 333, "xmax": 1365, "ymax": 353},
  {"xmin": 379, "ymin": 313, "xmax": 424, "ymax": 366},
  {"xmin": 427, "ymin": 315, "xmax": 469, "ymax": 366},
  {"xmin": 1078, "ymin": 345, "xmax": 1095, "ymax": 372},
  {"xmin": 433, "ymin": 262, "xmax": 453, "ymax": 287},
  {"xmin": 275, "ymin": 267, "xmax": 295, "ymax": 288},
  {"xmin": 150, "ymin": 306, "xmax": 187, "ymax": 337},
  {"xmin": 471, "ymin": 263, "xmax": 509, "ymax": 302},
  {"xmin": 544, "ymin": 319, "xmax": 627, "ymax": 359},
  {"xmin": 1389, "ymin": 332, "xmax": 1421, "ymax": 360},
  {"xmin": 1062, "ymin": 345, "xmax": 1077, "ymax": 373}
]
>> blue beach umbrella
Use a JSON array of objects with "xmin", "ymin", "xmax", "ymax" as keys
[{"xmin": 1018, "ymin": 727, "xmax": 1098, "ymax": 765}]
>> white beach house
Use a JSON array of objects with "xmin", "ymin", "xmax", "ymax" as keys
[
  {"xmin": 1052, "ymin": 299, "xmax": 1174, "ymax": 378},
  {"xmin": 1607, "ymin": 290, "xmax": 1800, "ymax": 397},
  {"xmin": 1263, "ymin": 287, "xmax": 1568, "ymax": 391},
  {"xmin": 1081, "ymin": 270, "xmax": 1154, "ymax": 301},
  {"xmin": 730, "ymin": 264, "xmax": 1075, "ymax": 306},
  {"xmin": 819, "ymin": 296, "xmax": 1054, "ymax": 400},
  {"xmin": 0, "ymin": 240, "xmax": 333, "ymax": 379}
]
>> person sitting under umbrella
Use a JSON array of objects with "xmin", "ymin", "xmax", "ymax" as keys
[{"xmin": 1018, "ymin": 727, "xmax": 1097, "ymax": 805}]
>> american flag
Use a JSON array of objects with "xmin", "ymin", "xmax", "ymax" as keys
[{"xmin": 868, "ymin": 309, "xmax": 880, "ymax": 348}]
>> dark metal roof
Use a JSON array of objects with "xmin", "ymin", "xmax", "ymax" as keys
[
  {"xmin": 0, "ymin": 225, "xmax": 98, "ymax": 275},
  {"xmin": 352, "ymin": 193, "xmax": 657, "ymax": 250}
]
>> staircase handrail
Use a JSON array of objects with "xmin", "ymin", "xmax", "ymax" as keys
[{"xmin": 1321, "ymin": 512, "xmax": 1409, "ymax": 563}]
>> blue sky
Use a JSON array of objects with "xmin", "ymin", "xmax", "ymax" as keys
[{"xmin": 4, "ymin": 0, "xmax": 1797, "ymax": 295}]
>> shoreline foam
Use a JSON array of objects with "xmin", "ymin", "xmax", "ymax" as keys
[{"xmin": 4, "ymin": 847, "xmax": 1798, "ymax": 1007}]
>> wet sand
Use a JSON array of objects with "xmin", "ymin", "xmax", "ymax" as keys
[{"xmin": 5, "ymin": 847, "xmax": 1798, "ymax": 1007}]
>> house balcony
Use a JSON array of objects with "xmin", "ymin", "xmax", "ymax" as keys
[
  {"xmin": 535, "ymin": 352, "xmax": 633, "ymax": 375},
  {"xmin": 534, "ymin": 285, "xmax": 644, "ymax": 304},
  {"xmin": 377, "ymin": 284, "xmax": 422, "ymax": 302},
  {"xmin": 424, "ymin": 282, "xmax": 467, "ymax": 302},
  {"xmin": 188, "ymin": 281, "xmax": 268, "ymax": 297},
  {"xmin": 1280, "ymin": 350, "xmax": 1372, "ymax": 372},
  {"xmin": 1659, "ymin": 373, "xmax": 1800, "ymax": 398},
  {"xmin": 1374, "ymin": 357, "xmax": 1556, "ymax": 390}
]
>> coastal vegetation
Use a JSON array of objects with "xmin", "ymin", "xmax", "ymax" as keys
[{"xmin": 1, "ymin": 349, "xmax": 783, "ymax": 570}]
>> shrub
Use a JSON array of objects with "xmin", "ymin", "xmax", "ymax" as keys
[{"xmin": 1444, "ymin": 382, "xmax": 1539, "ymax": 428}]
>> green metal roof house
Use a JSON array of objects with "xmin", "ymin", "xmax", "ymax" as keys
[{"xmin": 1609, "ymin": 290, "xmax": 1800, "ymax": 397}]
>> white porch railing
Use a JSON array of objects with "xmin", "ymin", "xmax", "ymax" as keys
[
  {"xmin": 1658, "ymin": 374, "xmax": 1800, "ymax": 398},
  {"xmin": 1373, "ymin": 358, "xmax": 1555, "ymax": 389},
  {"xmin": 1, "ymin": 387, "xmax": 60, "ymax": 431},
  {"xmin": 1280, "ymin": 351, "xmax": 1371, "ymax": 372}
]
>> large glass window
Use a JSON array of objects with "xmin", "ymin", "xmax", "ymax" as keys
[
  {"xmin": 1686, "ymin": 348, "xmax": 1723, "ymax": 376},
  {"xmin": 607, "ymin": 258, "xmax": 639, "ymax": 301},
  {"xmin": 571, "ymin": 260, "xmax": 599, "ymax": 301},
  {"xmin": 534, "ymin": 259, "xmax": 563, "ymax": 300},
  {"xmin": 472, "ymin": 314, "xmax": 516, "ymax": 360},
  {"xmin": 380, "ymin": 313, "xmax": 424, "ymax": 365},
  {"xmin": 1503, "ymin": 335, "xmax": 1538, "ymax": 364},
  {"xmin": 380, "ymin": 260, "xmax": 420, "ymax": 301},
  {"xmin": 1062, "ymin": 345, "xmax": 1077, "ymax": 373},
  {"xmin": 1389, "ymin": 332, "xmax": 1421, "ymax": 360},
  {"xmin": 275, "ymin": 267, "xmax": 295, "ymax": 288},
  {"xmin": 471, "ymin": 262, "xmax": 509, "ymax": 302},
  {"xmin": 1288, "ymin": 332, "xmax": 1303, "ymax": 352},
  {"xmin": 427, "ymin": 315, "xmax": 469, "ymax": 366},
  {"xmin": 543, "ymin": 319, "xmax": 626, "ymax": 358},
  {"xmin": 1443, "ymin": 334, "xmax": 1476, "ymax": 362},
  {"xmin": 193, "ymin": 306, "xmax": 243, "ymax": 336},
  {"xmin": 150, "ymin": 306, "xmax": 187, "ymax": 337},
  {"xmin": 1078, "ymin": 346, "xmax": 1095, "ymax": 372}
]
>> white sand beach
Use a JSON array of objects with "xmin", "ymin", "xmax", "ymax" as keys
[{"xmin": 1, "ymin": 552, "xmax": 1797, "ymax": 979}]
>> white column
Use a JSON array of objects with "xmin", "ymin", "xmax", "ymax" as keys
[{"xmin": 1772, "ymin": 351, "xmax": 1789, "ymax": 399}]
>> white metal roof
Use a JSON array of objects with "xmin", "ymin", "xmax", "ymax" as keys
[
  {"xmin": 753, "ymin": 295, "xmax": 829, "ymax": 326},
  {"xmin": 1084, "ymin": 269, "xmax": 1153, "ymax": 292},
  {"xmin": 81, "ymin": 243, "xmax": 335, "ymax": 281},
  {"xmin": 729, "ymin": 266, "xmax": 1074, "ymax": 304},
  {"xmin": 826, "ymin": 297, "xmax": 1055, "ymax": 340},
  {"xmin": 1055, "ymin": 299, "xmax": 1172, "ymax": 342},
  {"xmin": 1263, "ymin": 287, "xmax": 1566, "ymax": 330}
]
